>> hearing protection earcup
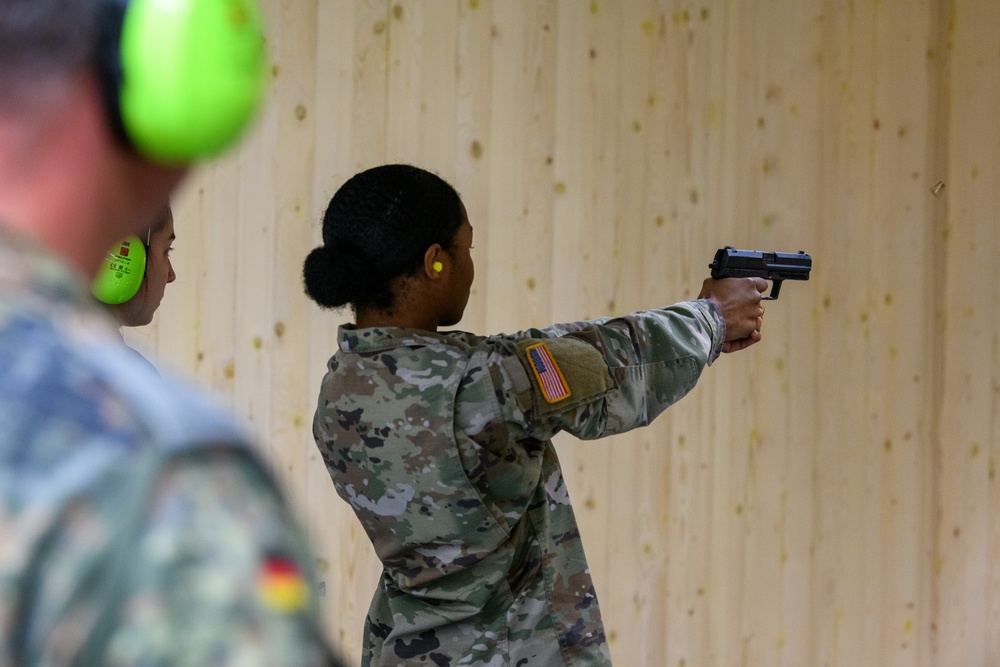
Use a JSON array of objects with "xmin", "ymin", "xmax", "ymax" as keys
[
  {"xmin": 97, "ymin": 0, "xmax": 267, "ymax": 163},
  {"xmin": 92, "ymin": 235, "xmax": 147, "ymax": 305}
]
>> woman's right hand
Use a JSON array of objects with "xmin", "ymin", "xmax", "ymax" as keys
[{"xmin": 697, "ymin": 277, "xmax": 768, "ymax": 353}]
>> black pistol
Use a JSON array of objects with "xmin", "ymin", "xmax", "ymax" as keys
[{"xmin": 709, "ymin": 246, "xmax": 812, "ymax": 300}]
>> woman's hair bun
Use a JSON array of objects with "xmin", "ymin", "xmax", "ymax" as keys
[{"xmin": 302, "ymin": 244, "xmax": 368, "ymax": 309}]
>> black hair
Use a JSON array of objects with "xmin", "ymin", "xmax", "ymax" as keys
[{"xmin": 303, "ymin": 164, "xmax": 465, "ymax": 312}]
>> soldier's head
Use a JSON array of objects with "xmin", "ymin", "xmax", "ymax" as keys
[
  {"xmin": 0, "ymin": 0, "xmax": 265, "ymax": 278},
  {"xmin": 103, "ymin": 204, "xmax": 177, "ymax": 328},
  {"xmin": 304, "ymin": 164, "xmax": 475, "ymax": 327},
  {"xmin": 0, "ymin": 0, "xmax": 176, "ymax": 273}
]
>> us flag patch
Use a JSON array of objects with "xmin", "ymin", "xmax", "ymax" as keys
[{"xmin": 525, "ymin": 342, "xmax": 571, "ymax": 403}]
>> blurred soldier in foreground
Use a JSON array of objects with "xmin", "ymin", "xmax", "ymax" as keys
[{"xmin": 0, "ymin": 1, "xmax": 343, "ymax": 664}]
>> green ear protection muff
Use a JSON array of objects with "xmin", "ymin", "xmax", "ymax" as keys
[
  {"xmin": 97, "ymin": 0, "xmax": 267, "ymax": 163},
  {"xmin": 92, "ymin": 235, "xmax": 148, "ymax": 305}
]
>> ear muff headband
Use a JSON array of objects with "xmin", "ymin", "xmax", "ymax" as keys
[
  {"xmin": 92, "ymin": 235, "xmax": 147, "ymax": 305},
  {"xmin": 100, "ymin": 0, "xmax": 267, "ymax": 163}
]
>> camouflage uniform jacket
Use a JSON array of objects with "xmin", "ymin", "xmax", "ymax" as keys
[
  {"xmin": 313, "ymin": 301, "xmax": 725, "ymax": 666},
  {"xmin": 0, "ymin": 226, "xmax": 340, "ymax": 666}
]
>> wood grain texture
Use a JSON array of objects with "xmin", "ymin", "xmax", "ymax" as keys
[{"xmin": 123, "ymin": 1, "xmax": 999, "ymax": 664}]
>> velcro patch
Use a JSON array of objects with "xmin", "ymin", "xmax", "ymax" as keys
[{"xmin": 525, "ymin": 342, "xmax": 571, "ymax": 403}]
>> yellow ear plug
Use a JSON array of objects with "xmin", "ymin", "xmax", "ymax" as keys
[{"xmin": 432, "ymin": 261, "xmax": 443, "ymax": 273}]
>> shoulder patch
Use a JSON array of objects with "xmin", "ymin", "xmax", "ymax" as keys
[
  {"xmin": 258, "ymin": 554, "xmax": 310, "ymax": 613},
  {"xmin": 524, "ymin": 342, "xmax": 571, "ymax": 403},
  {"xmin": 513, "ymin": 334, "xmax": 616, "ymax": 415}
]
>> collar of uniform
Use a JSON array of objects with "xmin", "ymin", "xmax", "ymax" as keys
[
  {"xmin": 0, "ymin": 222, "xmax": 93, "ymax": 308},
  {"xmin": 337, "ymin": 323, "xmax": 458, "ymax": 354}
]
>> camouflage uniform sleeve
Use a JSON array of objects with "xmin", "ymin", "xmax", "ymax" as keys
[
  {"xmin": 494, "ymin": 299, "xmax": 724, "ymax": 441},
  {"xmin": 88, "ymin": 449, "xmax": 338, "ymax": 667}
]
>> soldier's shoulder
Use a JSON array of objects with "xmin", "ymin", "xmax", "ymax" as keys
[{"xmin": 1, "ymin": 306, "xmax": 252, "ymax": 506}]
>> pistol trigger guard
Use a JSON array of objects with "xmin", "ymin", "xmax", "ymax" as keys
[{"xmin": 764, "ymin": 279, "xmax": 783, "ymax": 300}]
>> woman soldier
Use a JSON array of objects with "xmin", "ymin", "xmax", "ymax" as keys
[{"xmin": 303, "ymin": 163, "xmax": 766, "ymax": 666}]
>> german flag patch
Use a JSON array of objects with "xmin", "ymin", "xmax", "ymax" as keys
[
  {"xmin": 525, "ymin": 342, "xmax": 571, "ymax": 403},
  {"xmin": 258, "ymin": 554, "xmax": 309, "ymax": 613}
]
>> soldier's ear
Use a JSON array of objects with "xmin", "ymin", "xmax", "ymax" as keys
[{"xmin": 424, "ymin": 245, "xmax": 445, "ymax": 279}]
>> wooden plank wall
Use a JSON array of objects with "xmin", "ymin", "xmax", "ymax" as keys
[{"xmin": 124, "ymin": 1, "xmax": 1000, "ymax": 664}]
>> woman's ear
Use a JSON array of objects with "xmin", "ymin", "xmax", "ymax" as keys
[{"xmin": 424, "ymin": 244, "xmax": 445, "ymax": 278}]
